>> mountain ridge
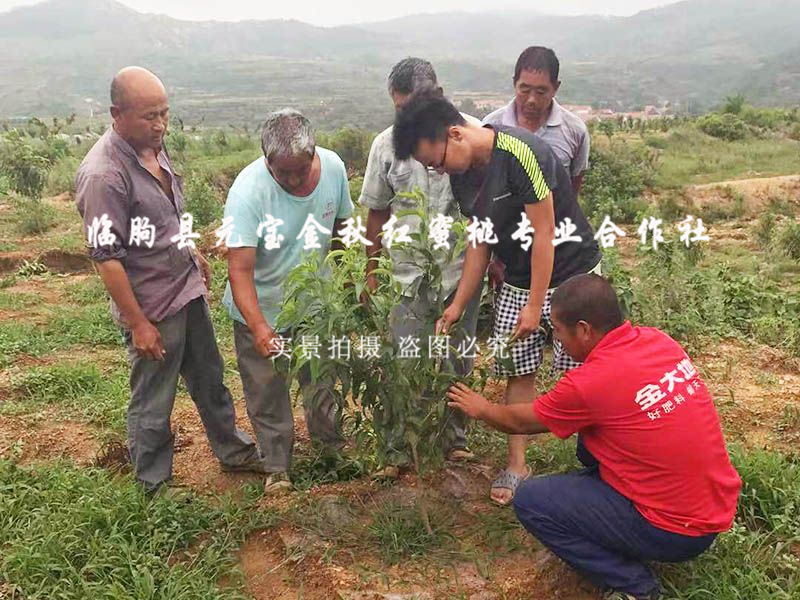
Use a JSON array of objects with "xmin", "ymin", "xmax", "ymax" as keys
[{"xmin": 1, "ymin": 0, "xmax": 798, "ymax": 128}]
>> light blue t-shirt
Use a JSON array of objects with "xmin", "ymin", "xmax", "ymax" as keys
[{"xmin": 222, "ymin": 147, "xmax": 354, "ymax": 326}]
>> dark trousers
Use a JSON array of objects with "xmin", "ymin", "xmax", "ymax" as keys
[
  {"xmin": 386, "ymin": 285, "xmax": 481, "ymax": 464},
  {"xmin": 125, "ymin": 297, "xmax": 261, "ymax": 490},
  {"xmin": 233, "ymin": 320, "xmax": 342, "ymax": 473},
  {"xmin": 512, "ymin": 439, "xmax": 716, "ymax": 596}
]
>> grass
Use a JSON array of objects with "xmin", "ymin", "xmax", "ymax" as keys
[
  {"xmin": 463, "ymin": 508, "xmax": 531, "ymax": 557},
  {"xmin": 700, "ymin": 186, "xmax": 746, "ymax": 222},
  {"xmin": 733, "ymin": 447, "xmax": 800, "ymax": 538},
  {"xmin": 0, "ymin": 290, "xmax": 41, "ymax": 310},
  {"xmin": 607, "ymin": 237, "xmax": 800, "ymax": 357},
  {"xmin": 44, "ymin": 155, "xmax": 81, "ymax": 197},
  {"xmin": 1, "ymin": 123, "xmax": 799, "ymax": 599},
  {"xmin": 661, "ymin": 523, "xmax": 799, "ymax": 599},
  {"xmin": 777, "ymin": 220, "xmax": 800, "ymax": 260},
  {"xmin": 0, "ymin": 302, "xmax": 123, "ymax": 367},
  {"xmin": 0, "ymin": 458, "xmax": 274, "ymax": 600},
  {"xmin": 15, "ymin": 198, "xmax": 57, "ymax": 235},
  {"xmin": 5, "ymin": 362, "xmax": 129, "ymax": 430},
  {"xmin": 0, "ymin": 192, "xmax": 84, "ymax": 256},
  {"xmin": 368, "ymin": 499, "xmax": 455, "ymax": 565},
  {"xmin": 287, "ymin": 493, "xmax": 457, "ymax": 567},
  {"xmin": 64, "ymin": 275, "xmax": 108, "ymax": 304},
  {"xmin": 653, "ymin": 125, "xmax": 800, "ymax": 187},
  {"xmin": 290, "ymin": 444, "xmax": 369, "ymax": 491},
  {"xmin": 659, "ymin": 447, "xmax": 800, "ymax": 599}
]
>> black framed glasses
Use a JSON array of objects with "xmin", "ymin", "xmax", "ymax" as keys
[{"xmin": 430, "ymin": 136, "xmax": 449, "ymax": 172}]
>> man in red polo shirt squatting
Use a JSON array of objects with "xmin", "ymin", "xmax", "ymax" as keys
[{"xmin": 446, "ymin": 274, "xmax": 741, "ymax": 600}]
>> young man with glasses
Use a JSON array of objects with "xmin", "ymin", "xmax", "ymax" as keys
[{"xmin": 393, "ymin": 90, "xmax": 602, "ymax": 505}]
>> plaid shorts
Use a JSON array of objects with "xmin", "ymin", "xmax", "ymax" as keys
[{"xmin": 492, "ymin": 263, "xmax": 601, "ymax": 377}]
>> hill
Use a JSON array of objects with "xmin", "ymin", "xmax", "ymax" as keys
[{"xmin": 0, "ymin": 0, "xmax": 798, "ymax": 128}]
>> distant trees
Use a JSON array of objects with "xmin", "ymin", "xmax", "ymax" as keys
[
  {"xmin": 315, "ymin": 127, "xmax": 375, "ymax": 174},
  {"xmin": 721, "ymin": 94, "xmax": 747, "ymax": 115}
]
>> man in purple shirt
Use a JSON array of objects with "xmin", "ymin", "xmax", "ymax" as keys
[{"xmin": 75, "ymin": 66, "xmax": 264, "ymax": 493}]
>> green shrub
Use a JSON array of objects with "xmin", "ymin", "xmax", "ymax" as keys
[
  {"xmin": 183, "ymin": 173, "xmax": 222, "ymax": 227},
  {"xmin": 618, "ymin": 241, "xmax": 793, "ymax": 353},
  {"xmin": 702, "ymin": 187, "xmax": 746, "ymax": 222},
  {"xmin": 643, "ymin": 135, "xmax": 668, "ymax": 149},
  {"xmin": 316, "ymin": 127, "xmax": 374, "ymax": 172},
  {"xmin": 45, "ymin": 155, "xmax": 81, "ymax": 196},
  {"xmin": 13, "ymin": 196, "xmax": 56, "ymax": 234},
  {"xmin": 656, "ymin": 191, "xmax": 690, "ymax": 221},
  {"xmin": 348, "ymin": 175, "xmax": 364, "ymax": 205},
  {"xmin": 697, "ymin": 113, "xmax": 749, "ymax": 141},
  {"xmin": 777, "ymin": 220, "xmax": 800, "ymax": 260},
  {"xmin": 721, "ymin": 94, "xmax": 746, "ymax": 115},
  {"xmin": 0, "ymin": 130, "xmax": 52, "ymax": 199},
  {"xmin": 752, "ymin": 212, "xmax": 776, "ymax": 248},
  {"xmin": 581, "ymin": 142, "xmax": 657, "ymax": 223}
]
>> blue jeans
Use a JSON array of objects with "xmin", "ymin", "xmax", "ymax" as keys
[{"xmin": 512, "ymin": 440, "xmax": 716, "ymax": 596}]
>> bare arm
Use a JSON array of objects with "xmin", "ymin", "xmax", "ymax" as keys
[
  {"xmin": 364, "ymin": 207, "xmax": 391, "ymax": 292},
  {"xmin": 95, "ymin": 259, "xmax": 164, "ymax": 361},
  {"xmin": 227, "ymin": 247, "xmax": 275, "ymax": 357},
  {"xmin": 437, "ymin": 241, "xmax": 490, "ymax": 335},
  {"xmin": 447, "ymin": 383, "xmax": 550, "ymax": 435},
  {"xmin": 512, "ymin": 195, "xmax": 555, "ymax": 342}
]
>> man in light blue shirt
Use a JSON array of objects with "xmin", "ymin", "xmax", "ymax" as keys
[{"xmin": 222, "ymin": 109, "xmax": 353, "ymax": 491}]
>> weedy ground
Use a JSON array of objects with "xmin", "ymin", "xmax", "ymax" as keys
[{"xmin": 1, "ymin": 127, "xmax": 799, "ymax": 599}]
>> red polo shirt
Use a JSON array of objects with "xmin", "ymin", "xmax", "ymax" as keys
[{"xmin": 533, "ymin": 321, "xmax": 741, "ymax": 536}]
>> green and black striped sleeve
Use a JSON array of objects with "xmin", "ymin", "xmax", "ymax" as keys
[{"xmin": 496, "ymin": 131, "xmax": 557, "ymax": 204}]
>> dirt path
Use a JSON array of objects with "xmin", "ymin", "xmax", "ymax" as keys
[
  {"xmin": 685, "ymin": 174, "xmax": 800, "ymax": 213},
  {"xmin": 0, "ymin": 413, "xmax": 101, "ymax": 465}
]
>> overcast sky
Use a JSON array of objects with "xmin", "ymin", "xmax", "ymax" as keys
[{"xmin": 0, "ymin": 0, "xmax": 677, "ymax": 26}]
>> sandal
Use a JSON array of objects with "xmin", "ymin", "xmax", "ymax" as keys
[{"xmin": 490, "ymin": 466, "xmax": 531, "ymax": 506}]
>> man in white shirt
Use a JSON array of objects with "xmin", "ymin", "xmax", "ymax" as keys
[
  {"xmin": 360, "ymin": 58, "xmax": 481, "ymax": 476},
  {"xmin": 484, "ymin": 46, "xmax": 590, "ymax": 195}
]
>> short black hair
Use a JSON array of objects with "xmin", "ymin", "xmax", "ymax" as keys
[
  {"xmin": 387, "ymin": 57, "xmax": 438, "ymax": 95},
  {"xmin": 392, "ymin": 90, "xmax": 465, "ymax": 160},
  {"xmin": 514, "ymin": 46, "xmax": 560, "ymax": 86},
  {"xmin": 550, "ymin": 274, "xmax": 624, "ymax": 335}
]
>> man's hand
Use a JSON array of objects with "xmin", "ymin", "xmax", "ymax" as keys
[
  {"xmin": 487, "ymin": 259, "xmax": 506, "ymax": 293},
  {"xmin": 253, "ymin": 322, "xmax": 279, "ymax": 358},
  {"xmin": 436, "ymin": 302, "xmax": 465, "ymax": 335},
  {"xmin": 132, "ymin": 320, "xmax": 165, "ymax": 361},
  {"xmin": 510, "ymin": 302, "xmax": 542, "ymax": 343},
  {"xmin": 447, "ymin": 383, "xmax": 491, "ymax": 419},
  {"xmin": 196, "ymin": 251, "xmax": 212, "ymax": 288}
]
